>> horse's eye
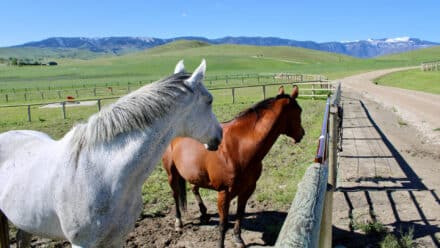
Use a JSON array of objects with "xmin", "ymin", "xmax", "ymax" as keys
[{"xmin": 207, "ymin": 96, "xmax": 213, "ymax": 105}]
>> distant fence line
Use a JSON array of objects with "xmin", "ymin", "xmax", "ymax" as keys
[
  {"xmin": 275, "ymin": 83, "xmax": 342, "ymax": 248},
  {"xmin": 0, "ymin": 81, "xmax": 336, "ymax": 123},
  {"xmin": 0, "ymin": 73, "xmax": 327, "ymax": 103},
  {"xmin": 420, "ymin": 60, "xmax": 440, "ymax": 71}
]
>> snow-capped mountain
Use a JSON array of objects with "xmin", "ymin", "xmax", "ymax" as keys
[{"xmin": 13, "ymin": 36, "xmax": 439, "ymax": 58}]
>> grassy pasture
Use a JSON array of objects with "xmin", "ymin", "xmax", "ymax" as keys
[
  {"xmin": 374, "ymin": 69, "xmax": 440, "ymax": 94},
  {"xmin": 2, "ymin": 40, "xmax": 435, "ymax": 93}
]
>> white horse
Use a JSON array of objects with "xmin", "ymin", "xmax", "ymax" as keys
[{"xmin": 0, "ymin": 59, "xmax": 222, "ymax": 248}]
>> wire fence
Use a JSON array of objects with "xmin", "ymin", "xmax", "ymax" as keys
[
  {"xmin": 0, "ymin": 73, "xmax": 327, "ymax": 104},
  {"xmin": 0, "ymin": 80, "xmax": 335, "ymax": 123}
]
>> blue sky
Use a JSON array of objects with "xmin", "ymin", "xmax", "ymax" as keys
[{"xmin": 1, "ymin": 0, "xmax": 439, "ymax": 47}]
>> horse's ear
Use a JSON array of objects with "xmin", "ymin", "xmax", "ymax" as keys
[
  {"xmin": 278, "ymin": 86, "xmax": 285, "ymax": 95},
  {"xmin": 185, "ymin": 59, "xmax": 206, "ymax": 88},
  {"xmin": 174, "ymin": 59, "xmax": 185, "ymax": 74},
  {"xmin": 291, "ymin": 85, "xmax": 299, "ymax": 99}
]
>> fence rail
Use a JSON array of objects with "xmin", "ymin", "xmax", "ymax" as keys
[
  {"xmin": 0, "ymin": 81, "xmax": 336, "ymax": 122},
  {"xmin": 421, "ymin": 60, "xmax": 440, "ymax": 71},
  {"xmin": 0, "ymin": 73, "xmax": 327, "ymax": 103},
  {"xmin": 275, "ymin": 82, "xmax": 342, "ymax": 248}
]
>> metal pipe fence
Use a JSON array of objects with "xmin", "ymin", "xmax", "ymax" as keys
[
  {"xmin": 0, "ymin": 81, "xmax": 336, "ymax": 123},
  {"xmin": 0, "ymin": 73, "xmax": 327, "ymax": 104}
]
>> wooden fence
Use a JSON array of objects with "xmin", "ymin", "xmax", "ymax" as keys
[
  {"xmin": 0, "ymin": 73, "xmax": 327, "ymax": 103},
  {"xmin": 275, "ymin": 82, "xmax": 342, "ymax": 248},
  {"xmin": 421, "ymin": 60, "xmax": 440, "ymax": 71},
  {"xmin": 0, "ymin": 81, "xmax": 336, "ymax": 122}
]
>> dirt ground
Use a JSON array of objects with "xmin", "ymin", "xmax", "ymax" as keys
[
  {"xmin": 9, "ymin": 198, "xmax": 285, "ymax": 248},
  {"xmin": 7, "ymin": 67, "xmax": 440, "ymax": 247},
  {"xmin": 333, "ymin": 68, "xmax": 440, "ymax": 247}
]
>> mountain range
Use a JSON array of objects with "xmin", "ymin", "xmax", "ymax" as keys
[{"xmin": 10, "ymin": 36, "xmax": 440, "ymax": 58}]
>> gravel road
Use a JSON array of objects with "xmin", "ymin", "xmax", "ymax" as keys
[{"xmin": 334, "ymin": 68, "xmax": 440, "ymax": 247}]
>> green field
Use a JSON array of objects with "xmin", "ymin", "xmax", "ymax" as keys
[
  {"xmin": 3, "ymin": 41, "xmax": 439, "ymax": 93},
  {"xmin": 374, "ymin": 69, "xmax": 440, "ymax": 94}
]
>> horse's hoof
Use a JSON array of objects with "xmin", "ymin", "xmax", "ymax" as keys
[
  {"xmin": 234, "ymin": 236, "xmax": 245, "ymax": 248},
  {"xmin": 175, "ymin": 218, "xmax": 183, "ymax": 232},
  {"xmin": 234, "ymin": 241, "xmax": 245, "ymax": 248}
]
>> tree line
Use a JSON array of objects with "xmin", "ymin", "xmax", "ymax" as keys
[{"xmin": 0, "ymin": 57, "xmax": 57, "ymax": 66}]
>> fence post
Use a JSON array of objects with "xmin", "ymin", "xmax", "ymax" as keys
[
  {"xmin": 97, "ymin": 99, "xmax": 101, "ymax": 111},
  {"xmin": 93, "ymin": 88, "xmax": 97, "ymax": 96},
  {"xmin": 232, "ymin": 88, "xmax": 235, "ymax": 104},
  {"xmin": 5, "ymin": 94, "xmax": 8, "ymax": 102},
  {"xmin": 40, "ymin": 92, "xmax": 44, "ymax": 100},
  {"xmin": 27, "ymin": 105, "xmax": 31, "ymax": 122},
  {"xmin": 75, "ymin": 90, "xmax": 79, "ymax": 97},
  {"xmin": 318, "ymin": 104, "xmax": 339, "ymax": 248},
  {"xmin": 24, "ymin": 93, "xmax": 27, "ymax": 101},
  {"xmin": 62, "ymin": 102, "xmax": 66, "ymax": 119},
  {"xmin": 57, "ymin": 90, "xmax": 61, "ymax": 99},
  {"xmin": 262, "ymin": 85, "xmax": 266, "ymax": 99}
]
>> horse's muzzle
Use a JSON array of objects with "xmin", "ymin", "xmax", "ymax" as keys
[
  {"xmin": 295, "ymin": 128, "xmax": 305, "ymax": 143},
  {"xmin": 204, "ymin": 137, "xmax": 221, "ymax": 151}
]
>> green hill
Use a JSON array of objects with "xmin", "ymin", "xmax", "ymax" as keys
[
  {"xmin": 2, "ymin": 40, "xmax": 438, "ymax": 90},
  {"xmin": 376, "ymin": 45, "xmax": 440, "ymax": 64}
]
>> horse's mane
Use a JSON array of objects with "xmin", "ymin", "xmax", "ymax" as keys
[
  {"xmin": 230, "ymin": 94, "xmax": 292, "ymax": 122},
  {"xmin": 70, "ymin": 72, "xmax": 192, "ymax": 154}
]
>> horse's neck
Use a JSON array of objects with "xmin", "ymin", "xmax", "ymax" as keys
[
  {"xmin": 235, "ymin": 105, "xmax": 283, "ymax": 163},
  {"xmin": 84, "ymin": 117, "xmax": 177, "ymax": 189}
]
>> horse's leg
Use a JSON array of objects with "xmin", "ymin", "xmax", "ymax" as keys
[
  {"xmin": 167, "ymin": 166, "xmax": 186, "ymax": 231},
  {"xmin": 233, "ymin": 184, "xmax": 256, "ymax": 248},
  {"xmin": 16, "ymin": 229, "xmax": 32, "ymax": 248},
  {"xmin": 217, "ymin": 191, "xmax": 230, "ymax": 248},
  {"xmin": 191, "ymin": 185, "xmax": 209, "ymax": 224},
  {"xmin": 0, "ymin": 211, "xmax": 10, "ymax": 248}
]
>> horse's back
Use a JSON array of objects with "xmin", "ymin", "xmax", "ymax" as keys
[
  {"xmin": 0, "ymin": 130, "xmax": 54, "ymax": 165},
  {"xmin": 0, "ymin": 130, "xmax": 67, "ymax": 239}
]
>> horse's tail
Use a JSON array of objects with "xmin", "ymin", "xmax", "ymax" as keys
[
  {"xmin": 177, "ymin": 174, "xmax": 187, "ymax": 212},
  {"xmin": 0, "ymin": 210, "xmax": 10, "ymax": 248}
]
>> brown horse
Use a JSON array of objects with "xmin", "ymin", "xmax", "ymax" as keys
[{"xmin": 162, "ymin": 85, "xmax": 305, "ymax": 248}]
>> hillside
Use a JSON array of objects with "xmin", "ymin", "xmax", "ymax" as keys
[
  {"xmin": 5, "ymin": 36, "xmax": 439, "ymax": 59},
  {"xmin": 1, "ymin": 40, "xmax": 436, "ymax": 90},
  {"xmin": 375, "ymin": 45, "xmax": 440, "ymax": 63}
]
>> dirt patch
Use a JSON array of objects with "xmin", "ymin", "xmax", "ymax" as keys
[
  {"xmin": 9, "ymin": 199, "xmax": 285, "ymax": 248},
  {"xmin": 124, "ymin": 199, "xmax": 286, "ymax": 248}
]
